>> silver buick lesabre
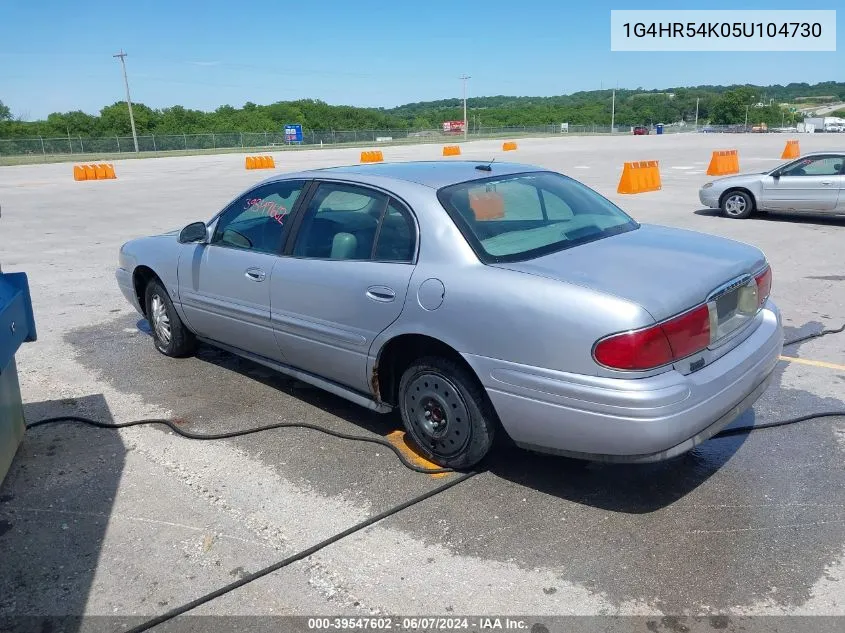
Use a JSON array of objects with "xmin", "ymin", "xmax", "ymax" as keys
[{"xmin": 116, "ymin": 161, "xmax": 783, "ymax": 468}]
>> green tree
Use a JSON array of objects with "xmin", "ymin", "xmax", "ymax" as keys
[
  {"xmin": 711, "ymin": 87, "xmax": 757, "ymax": 124},
  {"xmin": 99, "ymin": 101, "xmax": 157, "ymax": 135},
  {"xmin": 0, "ymin": 100, "xmax": 11, "ymax": 121}
]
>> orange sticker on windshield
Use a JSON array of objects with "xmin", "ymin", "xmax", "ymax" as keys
[{"xmin": 469, "ymin": 191, "xmax": 505, "ymax": 220}]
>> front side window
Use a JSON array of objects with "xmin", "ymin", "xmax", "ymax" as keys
[
  {"xmin": 212, "ymin": 180, "xmax": 305, "ymax": 254},
  {"xmin": 780, "ymin": 156, "xmax": 844, "ymax": 177},
  {"xmin": 437, "ymin": 171, "xmax": 638, "ymax": 263}
]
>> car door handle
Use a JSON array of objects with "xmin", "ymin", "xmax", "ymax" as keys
[
  {"xmin": 821, "ymin": 181, "xmax": 833, "ymax": 186},
  {"xmin": 244, "ymin": 268, "xmax": 266, "ymax": 282},
  {"xmin": 366, "ymin": 286, "xmax": 396, "ymax": 302}
]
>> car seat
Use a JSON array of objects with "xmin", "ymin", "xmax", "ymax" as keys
[{"xmin": 330, "ymin": 232, "xmax": 358, "ymax": 260}]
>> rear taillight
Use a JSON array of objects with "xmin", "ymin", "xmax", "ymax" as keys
[
  {"xmin": 594, "ymin": 304, "xmax": 711, "ymax": 371},
  {"xmin": 755, "ymin": 265, "xmax": 772, "ymax": 307},
  {"xmin": 595, "ymin": 267, "xmax": 771, "ymax": 372},
  {"xmin": 593, "ymin": 326, "xmax": 673, "ymax": 371},
  {"xmin": 661, "ymin": 304, "xmax": 711, "ymax": 359}
]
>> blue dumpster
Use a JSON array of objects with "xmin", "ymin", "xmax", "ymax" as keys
[
  {"xmin": 655, "ymin": 123, "xmax": 665, "ymax": 135},
  {"xmin": 0, "ymin": 257, "xmax": 37, "ymax": 484}
]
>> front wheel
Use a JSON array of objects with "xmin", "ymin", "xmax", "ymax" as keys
[
  {"xmin": 144, "ymin": 279, "xmax": 197, "ymax": 357},
  {"xmin": 398, "ymin": 356, "xmax": 496, "ymax": 469},
  {"xmin": 720, "ymin": 190, "xmax": 754, "ymax": 219}
]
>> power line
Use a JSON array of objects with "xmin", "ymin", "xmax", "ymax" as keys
[{"xmin": 113, "ymin": 49, "xmax": 139, "ymax": 153}]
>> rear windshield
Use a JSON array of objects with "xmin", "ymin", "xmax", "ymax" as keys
[{"xmin": 437, "ymin": 171, "xmax": 638, "ymax": 263}]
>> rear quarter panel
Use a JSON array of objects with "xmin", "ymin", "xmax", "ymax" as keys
[{"xmin": 374, "ymin": 261, "xmax": 656, "ymax": 377}]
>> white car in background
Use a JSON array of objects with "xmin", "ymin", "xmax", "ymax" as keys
[{"xmin": 699, "ymin": 151, "xmax": 845, "ymax": 219}]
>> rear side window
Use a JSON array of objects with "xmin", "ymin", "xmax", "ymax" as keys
[
  {"xmin": 437, "ymin": 171, "xmax": 638, "ymax": 263},
  {"xmin": 293, "ymin": 183, "xmax": 417, "ymax": 262},
  {"xmin": 293, "ymin": 182, "xmax": 386, "ymax": 260},
  {"xmin": 374, "ymin": 200, "xmax": 415, "ymax": 262}
]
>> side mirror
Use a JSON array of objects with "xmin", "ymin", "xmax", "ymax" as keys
[
  {"xmin": 770, "ymin": 171, "xmax": 780, "ymax": 179},
  {"xmin": 178, "ymin": 221, "xmax": 208, "ymax": 244}
]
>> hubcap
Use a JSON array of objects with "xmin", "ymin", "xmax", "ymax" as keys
[
  {"xmin": 150, "ymin": 294, "xmax": 172, "ymax": 345},
  {"xmin": 724, "ymin": 194, "xmax": 747, "ymax": 216},
  {"xmin": 404, "ymin": 372, "xmax": 471, "ymax": 459}
]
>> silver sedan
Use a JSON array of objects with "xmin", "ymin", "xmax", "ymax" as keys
[
  {"xmin": 700, "ymin": 151, "xmax": 845, "ymax": 219},
  {"xmin": 117, "ymin": 161, "xmax": 783, "ymax": 468}
]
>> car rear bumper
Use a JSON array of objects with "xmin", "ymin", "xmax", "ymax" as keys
[
  {"xmin": 463, "ymin": 300, "xmax": 783, "ymax": 462},
  {"xmin": 116, "ymin": 267, "xmax": 143, "ymax": 314}
]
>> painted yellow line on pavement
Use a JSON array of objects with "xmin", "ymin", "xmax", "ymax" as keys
[
  {"xmin": 779, "ymin": 355, "xmax": 845, "ymax": 372},
  {"xmin": 385, "ymin": 430, "xmax": 449, "ymax": 478}
]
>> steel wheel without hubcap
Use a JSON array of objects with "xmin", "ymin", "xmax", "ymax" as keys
[
  {"xmin": 150, "ymin": 293, "xmax": 172, "ymax": 346},
  {"xmin": 404, "ymin": 372, "xmax": 471, "ymax": 460}
]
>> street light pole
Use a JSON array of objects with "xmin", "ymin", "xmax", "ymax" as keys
[
  {"xmin": 744, "ymin": 104, "xmax": 750, "ymax": 132},
  {"xmin": 460, "ymin": 74, "xmax": 471, "ymax": 140},
  {"xmin": 694, "ymin": 97, "xmax": 699, "ymax": 130},
  {"xmin": 113, "ymin": 49, "xmax": 139, "ymax": 153}
]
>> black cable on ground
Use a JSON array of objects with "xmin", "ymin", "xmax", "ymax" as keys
[
  {"xmin": 26, "ymin": 343, "xmax": 845, "ymax": 633},
  {"xmin": 26, "ymin": 416, "xmax": 454, "ymax": 475},
  {"xmin": 119, "ymin": 470, "xmax": 478, "ymax": 633},
  {"xmin": 713, "ymin": 411, "xmax": 845, "ymax": 438},
  {"xmin": 784, "ymin": 322, "xmax": 845, "ymax": 347}
]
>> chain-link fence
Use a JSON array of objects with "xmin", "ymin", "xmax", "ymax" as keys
[{"xmin": 0, "ymin": 123, "xmax": 763, "ymax": 159}]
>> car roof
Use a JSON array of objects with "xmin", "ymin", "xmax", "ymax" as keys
[
  {"xmin": 268, "ymin": 160, "xmax": 545, "ymax": 189},
  {"xmin": 801, "ymin": 150, "xmax": 845, "ymax": 156}
]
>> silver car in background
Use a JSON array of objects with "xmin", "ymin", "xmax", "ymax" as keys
[
  {"xmin": 117, "ymin": 161, "xmax": 783, "ymax": 468},
  {"xmin": 700, "ymin": 151, "xmax": 845, "ymax": 219}
]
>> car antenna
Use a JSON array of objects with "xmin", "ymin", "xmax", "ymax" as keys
[{"xmin": 475, "ymin": 157, "xmax": 495, "ymax": 172}]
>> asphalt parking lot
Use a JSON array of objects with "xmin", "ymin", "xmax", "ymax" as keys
[{"xmin": 1, "ymin": 133, "xmax": 844, "ymax": 625}]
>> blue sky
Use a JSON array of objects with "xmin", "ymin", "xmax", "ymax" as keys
[{"xmin": 0, "ymin": 0, "xmax": 841, "ymax": 119}]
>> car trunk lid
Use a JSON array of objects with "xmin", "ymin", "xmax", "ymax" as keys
[{"xmin": 491, "ymin": 224, "xmax": 767, "ymax": 323}]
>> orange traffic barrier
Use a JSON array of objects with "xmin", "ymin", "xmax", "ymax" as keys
[
  {"xmin": 706, "ymin": 150, "xmax": 740, "ymax": 176},
  {"xmin": 502, "ymin": 141, "xmax": 518, "ymax": 151},
  {"xmin": 443, "ymin": 145, "xmax": 461, "ymax": 156},
  {"xmin": 469, "ymin": 191, "xmax": 505, "ymax": 220},
  {"xmin": 617, "ymin": 160, "xmax": 662, "ymax": 194},
  {"xmin": 245, "ymin": 155, "xmax": 275, "ymax": 170},
  {"xmin": 360, "ymin": 150, "xmax": 384, "ymax": 163},
  {"xmin": 781, "ymin": 139, "xmax": 800, "ymax": 159},
  {"xmin": 73, "ymin": 163, "xmax": 116, "ymax": 181}
]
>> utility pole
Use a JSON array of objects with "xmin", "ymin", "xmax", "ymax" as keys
[
  {"xmin": 460, "ymin": 74, "xmax": 471, "ymax": 140},
  {"xmin": 744, "ymin": 104, "xmax": 750, "ymax": 132},
  {"xmin": 113, "ymin": 49, "xmax": 139, "ymax": 153},
  {"xmin": 611, "ymin": 88, "xmax": 615, "ymax": 133},
  {"xmin": 694, "ymin": 97, "xmax": 699, "ymax": 130}
]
